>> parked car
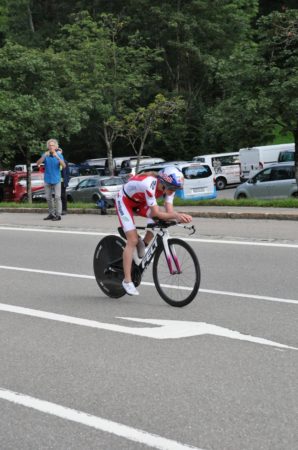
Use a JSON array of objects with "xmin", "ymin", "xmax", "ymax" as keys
[
  {"xmin": 193, "ymin": 152, "xmax": 240, "ymax": 190},
  {"xmin": 0, "ymin": 170, "xmax": 9, "ymax": 201},
  {"xmin": 0, "ymin": 170, "xmax": 9, "ymax": 185},
  {"xmin": 83, "ymin": 158, "xmax": 107, "ymax": 168},
  {"xmin": 66, "ymin": 175, "xmax": 95, "ymax": 191},
  {"xmin": 239, "ymin": 143, "xmax": 294, "ymax": 182},
  {"xmin": 14, "ymin": 163, "xmax": 40, "ymax": 172},
  {"xmin": 234, "ymin": 163, "xmax": 297, "ymax": 199},
  {"xmin": 77, "ymin": 163, "xmax": 103, "ymax": 176},
  {"xmin": 66, "ymin": 175, "xmax": 125, "ymax": 205},
  {"xmin": 137, "ymin": 161, "xmax": 216, "ymax": 200},
  {"xmin": 3, "ymin": 171, "xmax": 44, "ymax": 202},
  {"xmin": 119, "ymin": 157, "xmax": 165, "ymax": 178},
  {"xmin": 32, "ymin": 173, "xmax": 108, "ymax": 202},
  {"xmin": 278, "ymin": 150, "xmax": 295, "ymax": 163},
  {"xmin": 104, "ymin": 156, "xmax": 139, "ymax": 175}
]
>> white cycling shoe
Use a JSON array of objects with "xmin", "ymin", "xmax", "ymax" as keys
[{"xmin": 122, "ymin": 280, "xmax": 140, "ymax": 296}]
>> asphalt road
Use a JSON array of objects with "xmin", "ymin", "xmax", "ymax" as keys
[
  {"xmin": 215, "ymin": 185, "xmax": 237, "ymax": 199},
  {"xmin": 0, "ymin": 213, "xmax": 297, "ymax": 450}
]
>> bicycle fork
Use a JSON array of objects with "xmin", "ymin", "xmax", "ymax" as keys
[{"xmin": 162, "ymin": 232, "xmax": 182, "ymax": 275}]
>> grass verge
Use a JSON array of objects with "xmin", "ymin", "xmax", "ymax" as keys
[{"xmin": 0, "ymin": 198, "xmax": 298, "ymax": 209}]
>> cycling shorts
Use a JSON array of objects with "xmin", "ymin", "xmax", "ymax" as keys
[{"xmin": 115, "ymin": 189, "xmax": 154, "ymax": 232}]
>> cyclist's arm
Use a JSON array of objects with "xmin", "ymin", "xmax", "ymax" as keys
[{"xmin": 149, "ymin": 204, "xmax": 192, "ymax": 223}]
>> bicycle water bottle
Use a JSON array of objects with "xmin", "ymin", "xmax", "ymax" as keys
[{"xmin": 137, "ymin": 237, "xmax": 146, "ymax": 258}]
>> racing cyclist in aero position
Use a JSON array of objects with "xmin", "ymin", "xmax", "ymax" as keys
[{"xmin": 115, "ymin": 166, "xmax": 192, "ymax": 296}]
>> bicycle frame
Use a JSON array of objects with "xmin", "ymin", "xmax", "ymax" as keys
[
  {"xmin": 94, "ymin": 220, "xmax": 199, "ymax": 305},
  {"xmin": 120, "ymin": 221, "xmax": 196, "ymax": 275}
]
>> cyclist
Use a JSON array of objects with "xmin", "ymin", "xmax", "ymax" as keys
[{"xmin": 115, "ymin": 166, "xmax": 192, "ymax": 296}]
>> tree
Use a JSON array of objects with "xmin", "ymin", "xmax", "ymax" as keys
[
  {"xmin": 203, "ymin": 10, "xmax": 298, "ymax": 182},
  {"xmin": 116, "ymin": 94, "xmax": 185, "ymax": 171},
  {"xmin": 0, "ymin": 41, "xmax": 88, "ymax": 201},
  {"xmin": 53, "ymin": 12, "xmax": 161, "ymax": 174},
  {"xmin": 119, "ymin": 0, "xmax": 259, "ymax": 155},
  {"xmin": 257, "ymin": 10, "xmax": 298, "ymax": 183}
]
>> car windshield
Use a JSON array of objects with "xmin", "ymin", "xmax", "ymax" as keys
[
  {"xmin": 182, "ymin": 165, "xmax": 212, "ymax": 179},
  {"xmin": 101, "ymin": 178, "xmax": 124, "ymax": 187},
  {"xmin": 18, "ymin": 174, "xmax": 44, "ymax": 186},
  {"xmin": 68, "ymin": 178, "xmax": 80, "ymax": 187}
]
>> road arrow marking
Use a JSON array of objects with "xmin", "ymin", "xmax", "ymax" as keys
[
  {"xmin": 118, "ymin": 317, "xmax": 297, "ymax": 349},
  {"xmin": 0, "ymin": 303, "xmax": 296, "ymax": 349}
]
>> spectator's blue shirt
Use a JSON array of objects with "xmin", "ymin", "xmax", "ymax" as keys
[{"xmin": 43, "ymin": 152, "xmax": 64, "ymax": 184}]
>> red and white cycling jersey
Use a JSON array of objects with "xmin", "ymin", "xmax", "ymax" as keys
[{"xmin": 116, "ymin": 174, "xmax": 175, "ymax": 232}]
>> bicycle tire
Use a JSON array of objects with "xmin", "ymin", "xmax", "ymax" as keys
[
  {"xmin": 152, "ymin": 238, "xmax": 200, "ymax": 307},
  {"xmin": 93, "ymin": 235, "xmax": 126, "ymax": 298}
]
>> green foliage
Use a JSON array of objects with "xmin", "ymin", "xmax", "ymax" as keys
[
  {"xmin": 173, "ymin": 198, "xmax": 298, "ymax": 208},
  {"xmin": 0, "ymin": 1, "xmax": 297, "ymax": 167},
  {"xmin": 1, "ymin": 198, "xmax": 297, "ymax": 209},
  {"xmin": 0, "ymin": 39, "xmax": 89, "ymax": 174},
  {"xmin": 202, "ymin": 9, "xmax": 298, "ymax": 157},
  {"xmin": 257, "ymin": 10, "xmax": 298, "ymax": 133},
  {"xmin": 118, "ymin": 93, "xmax": 186, "ymax": 158}
]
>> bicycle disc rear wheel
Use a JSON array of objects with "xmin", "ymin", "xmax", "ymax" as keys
[
  {"xmin": 152, "ymin": 238, "xmax": 200, "ymax": 307},
  {"xmin": 93, "ymin": 235, "xmax": 126, "ymax": 298}
]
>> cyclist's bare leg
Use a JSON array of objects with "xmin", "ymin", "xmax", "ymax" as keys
[{"xmin": 123, "ymin": 229, "xmax": 138, "ymax": 282}]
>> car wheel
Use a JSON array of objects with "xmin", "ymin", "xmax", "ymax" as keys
[
  {"xmin": 67, "ymin": 195, "xmax": 73, "ymax": 203},
  {"xmin": 236, "ymin": 193, "xmax": 247, "ymax": 200},
  {"xmin": 21, "ymin": 194, "xmax": 28, "ymax": 202},
  {"xmin": 216, "ymin": 177, "xmax": 227, "ymax": 190},
  {"xmin": 292, "ymin": 192, "xmax": 298, "ymax": 198}
]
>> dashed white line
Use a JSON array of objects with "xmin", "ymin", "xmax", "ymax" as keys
[
  {"xmin": 0, "ymin": 265, "xmax": 297, "ymax": 305},
  {"xmin": 1, "ymin": 226, "xmax": 298, "ymax": 248},
  {"xmin": 0, "ymin": 388, "xmax": 202, "ymax": 450}
]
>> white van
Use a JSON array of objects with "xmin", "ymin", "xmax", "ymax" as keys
[
  {"xmin": 239, "ymin": 143, "xmax": 294, "ymax": 181},
  {"xmin": 138, "ymin": 161, "xmax": 216, "ymax": 200},
  {"xmin": 119, "ymin": 157, "xmax": 165, "ymax": 177},
  {"xmin": 193, "ymin": 152, "xmax": 240, "ymax": 190}
]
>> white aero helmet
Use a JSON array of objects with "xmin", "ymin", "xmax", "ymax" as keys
[{"xmin": 158, "ymin": 166, "xmax": 184, "ymax": 190}]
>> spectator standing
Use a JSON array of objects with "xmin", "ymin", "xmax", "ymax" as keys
[{"xmin": 36, "ymin": 139, "xmax": 65, "ymax": 221}]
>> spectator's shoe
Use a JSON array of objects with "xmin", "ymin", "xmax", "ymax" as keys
[
  {"xmin": 122, "ymin": 281, "xmax": 139, "ymax": 296},
  {"xmin": 52, "ymin": 215, "xmax": 61, "ymax": 221},
  {"xmin": 43, "ymin": 214, "xmax": 55, "ymax": 220}
]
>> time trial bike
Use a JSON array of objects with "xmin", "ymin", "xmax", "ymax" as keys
[{"xmin": 93, "ymin": 220, "xmax": 200, "ymax": 307}]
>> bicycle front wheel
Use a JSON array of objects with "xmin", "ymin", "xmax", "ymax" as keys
[{"xmin": 152, "ymin": 238, "xmax": 200, "ymax": 307}]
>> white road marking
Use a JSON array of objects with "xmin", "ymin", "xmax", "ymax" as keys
[
  {"xmin": 0, "ymin": 264, "xmax": 297, "ymax": 305},
  {"xmin": 199, "ymin": 288, "xmax": 298, "ymax": 305},
  {"xmin": 0, "ymin": 303, "xmax": 296, "ymax": 349},
  {"xmin": 0, "ymin": 265, "xmax": 94, "ymax": 279},
  {"xmin": 0, "ymin": 388, "xmax": 202, "ymax": 450},
  {"xmin": 0, "ymin": 226, "xmax": 107, "ymax": 236},
  {"xmin": 0, "ymin": 226, "xmax": 298, "ymax": 248}
]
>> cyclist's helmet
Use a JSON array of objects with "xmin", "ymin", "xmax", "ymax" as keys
[{"xmin": 158, "ymin": 166, "xmax": 184, "ymax": 191}]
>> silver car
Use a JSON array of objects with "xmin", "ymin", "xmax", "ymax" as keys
[
  {"xmin": 234, "ymin": 163, "xmax": 298, "ymax": 199},
  {"xmin": 66, "ymin": 175, "xmax": 125, "ymax": 205}
]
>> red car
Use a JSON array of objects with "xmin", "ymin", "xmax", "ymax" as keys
[{"xmin": 3, "ymin": 171, "xmax": 44, "ymax": 202}]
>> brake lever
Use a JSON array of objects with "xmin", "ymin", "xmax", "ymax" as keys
[
  {"xmin": 187, "ymin": 225, "xmax": 196, "ymax": 235},
  {"xmin": 177, "ymin": 224, "xmax": 196, "ymax": 235}
]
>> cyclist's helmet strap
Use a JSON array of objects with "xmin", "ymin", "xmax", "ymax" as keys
[{"xmin": 158, "ymin": 166, "xmax": 184, "ymax": 190}]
